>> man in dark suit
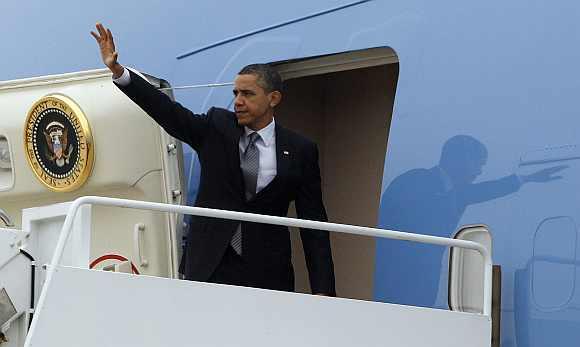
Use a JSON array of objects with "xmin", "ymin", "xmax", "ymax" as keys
[{"xmin": 91, "ymin": 23, "xmax": 335, "ymax": 295}]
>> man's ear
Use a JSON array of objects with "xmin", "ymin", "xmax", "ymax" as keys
[{"xmin": 269, "ymin": 91, "xmax": 282, "ymax": 108}]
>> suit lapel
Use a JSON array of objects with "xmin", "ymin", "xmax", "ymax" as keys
[
  {"xmin": 274, "ymin": 124, "xmax": 291, "ymax": 182},
  {"xmin": 227, "ymin": 121, "xmax": 245, "ymax": 199}
]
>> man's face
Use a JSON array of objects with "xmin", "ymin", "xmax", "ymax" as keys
[
  {"xmin": 233, "ymin": 74, "xmax": 276, "ymax": 130},
  {"xmin": 462, "ymin": 156, "xmax": 487, "ymax": 184}
]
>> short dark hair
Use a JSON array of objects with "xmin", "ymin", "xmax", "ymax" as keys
[
  {"xmin": 440, "ymin": 135, "xmax": 488, "ymax": 166},
  {"xmin": 238, "ymin": 64, "xmax": 283, "ymax": 93}
]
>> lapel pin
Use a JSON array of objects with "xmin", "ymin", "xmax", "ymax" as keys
[{"xmin": 283, "ymin": 151, "xmax": 289, "ymax": 155}]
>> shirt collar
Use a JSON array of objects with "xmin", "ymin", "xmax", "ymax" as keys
[{"xmin": 244, "ymin": 119, "xmax": 276, "ymax": 146}]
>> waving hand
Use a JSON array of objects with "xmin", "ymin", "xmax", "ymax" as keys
[{"xmin": 91, "ymin": 23, "xmax": 124, "ymax": 78}]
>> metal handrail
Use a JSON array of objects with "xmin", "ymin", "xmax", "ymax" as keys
[
  {"xmin": 0, "ymin": 208, "xmax": 14, "ymax": 227},
  {"xmin": 28, "ymin": 195, "xmax": 493, "ymax": 338}
]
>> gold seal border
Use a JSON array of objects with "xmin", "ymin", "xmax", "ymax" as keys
[{"xmin": 23, "ymin": 94, "xmax": 95, "ymax": 192}]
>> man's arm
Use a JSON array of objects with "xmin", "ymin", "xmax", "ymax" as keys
[
  {"xmin": 457, "ymin": 165, "xmax": 568, "ymax": 207},
  {"xmin": 91, "ymin": 23, "xmax": 209, "ymax": 150},
  {"xmin": 295, "ymin": 142, "xmax": 336, "ymax": 296}
]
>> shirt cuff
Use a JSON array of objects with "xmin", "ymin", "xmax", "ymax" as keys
[{"xmin": 112, "ymin": 67, "xmax": 130, "ymax": 86}]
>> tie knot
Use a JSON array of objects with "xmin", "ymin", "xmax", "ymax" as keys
[{"xmin": 247, "ymin": 132, "xmax": 260, "ymax": 146}]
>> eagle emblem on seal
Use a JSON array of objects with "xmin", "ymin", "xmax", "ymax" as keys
[{"xmin": 43, "ymin": 121, "xmax": 75, "ymax": 167}]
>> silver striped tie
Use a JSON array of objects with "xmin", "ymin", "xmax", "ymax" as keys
[{"xmin": 231, "ymin": 132, "xmax": 260, "ymax": 255}]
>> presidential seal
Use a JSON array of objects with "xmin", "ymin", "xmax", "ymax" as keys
[{"xmin": 24, "ymin": 95, "xmax": 94, "ymax": 192}]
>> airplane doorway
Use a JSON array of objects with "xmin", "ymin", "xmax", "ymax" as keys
[{"xmin": 273, "ymin": 47, "xmax": 399, "ymax": 300}]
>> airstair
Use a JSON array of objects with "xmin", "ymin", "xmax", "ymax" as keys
[{"xmin": 1, "ymin": 196, "xmax": 492, "ymax": 347}]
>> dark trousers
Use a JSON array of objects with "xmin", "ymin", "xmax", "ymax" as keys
[
  {"xmin": 207, "ymin": 246, "xmax": 294, "ymax": 292},
  {"xmin": 207, "ymin": 246, "xmax": 248, "ymax": 287}
]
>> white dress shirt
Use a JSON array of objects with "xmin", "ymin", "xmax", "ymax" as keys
[
  {"xmin": 240, "ymin": 120, "xmax": 277, "ymax": 194},
  {"xmin": 113, "ymin": 67, "xmax": 131, "ymax": 86}
]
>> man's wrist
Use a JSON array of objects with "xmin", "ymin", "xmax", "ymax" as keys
[
  {"xmin": 112, "ymin": 66, "xmax": 131, "ymax": 86},
  {"xmin": 110, "ymin": 63, "xmax": 124, "ymax": 79}
]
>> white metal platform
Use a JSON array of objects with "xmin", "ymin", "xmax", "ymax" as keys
[
  {"xmin": 21, "ymin": 196, "xmax": 492, "ymax": 347},
  {"xmin": 26, "ymin": 266, "xmax": 490, "ymax": 347}
]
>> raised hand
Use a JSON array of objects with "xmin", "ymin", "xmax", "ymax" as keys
[
  {"xmin": 90, "ymin": 23, "xmax": 124, "ymax": 78},
  {"xmin": 521, "ymin": 165, "xmax": 569, "ymax": 183}
]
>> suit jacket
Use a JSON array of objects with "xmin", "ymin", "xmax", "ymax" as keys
[{"xmin": 116, "ymin": 70, "xmax": 335, "ymax": 295}]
